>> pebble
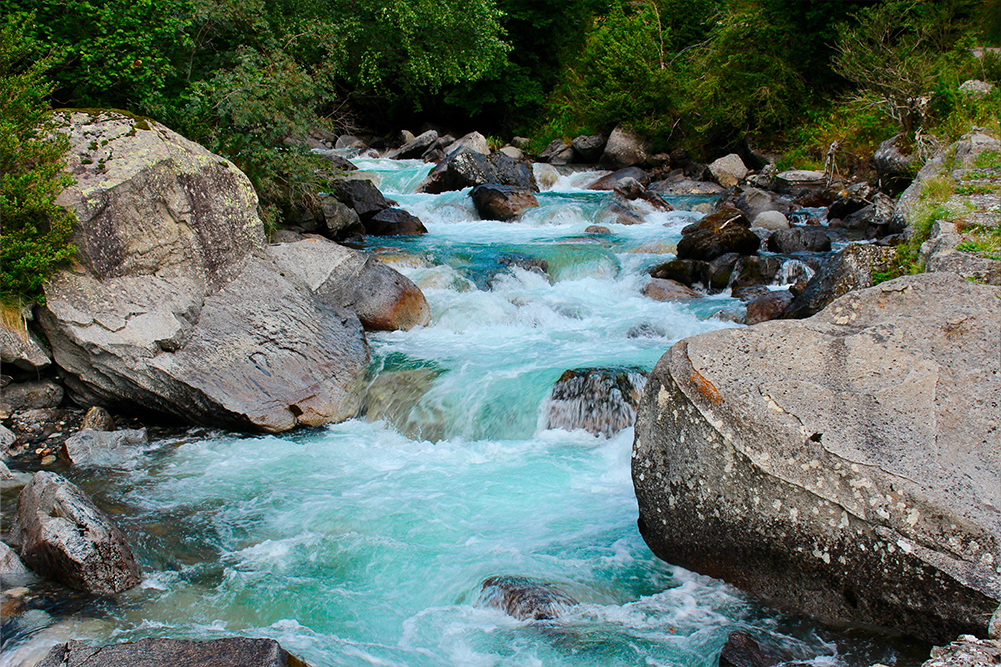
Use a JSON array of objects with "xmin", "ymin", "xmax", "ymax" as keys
[{"xmin": 41, "ymin": 455, "xmax": 56, "ymax": 465}]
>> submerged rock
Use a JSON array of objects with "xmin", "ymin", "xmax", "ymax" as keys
[
  {"xmin": 478, "ymin": 576, "xmax": 578, "ymax": 621},
  {"xmin": 36, "ymin": 637, "xmax": 313, "ymax": 667},
  {"xmin": 11, "ymin": 471, "xmax": 141, "ymax": 594},
  {"xmin": 545, "ymin": 367, "xmax": 647, "ymax": 437},
  {"xmin": 600, "ymin": 126, "xmax": 650, "ymax": 170},
  {"xmin": 633, "ymin": 273, "xmax": 1001, "ymax": 642}
]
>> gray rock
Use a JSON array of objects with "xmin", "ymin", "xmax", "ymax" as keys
[
  {"xmin": 642, "ymin": 278, "xmax": 701, "ymax": 302},
  {"xmin": 470, "ymin": 184, "xmax": 540, "ymax": 221},
  {"xmin": 0, "ymin": 424, "xmax": 17, "ymax": 459},
  {"xmin": 1, "ymin": 541, "xmax": 34, "ymax": 585},
  {"xmin": 709, "ymin": 154, "xmax": 749, "ymax": 188},
  {"xmin": 335, "ymin": 135, "xmax": 367, "ymax": 150},
  {"xmin": 587, "ymin": 167, "xmax": 649, "ymax": 191},
  {"xmin": 783, "ymin": 243, "xmax": 896, "ymax": 319},
  {"xmin": 2, "ymin": 380, "xmax": 64, "ymax": 411},
  {"xmin": 386, "ymin": 129, "xmax": 438, "ymax": 159},
  {"xmin": 60, "ymin": 428, "xmax": 148, "ymax": 465},
  {"xmin": 772, "ymin": 170, "xmax": 827, "ymax": 196},
  {"xmin": 751, "ymin": 211, "xmax": 789, "ymax": 231},
  {"xmin": 80, "ymin": 406, "xmax": 115, "ymax": 431},
  {"xmin": 538, "ymin": 139, "xmax": 574, "ymax": 165},
  {"xmin": 499, "ymin": 146, "xmax": 524, "ymax": 160},
  {"xmin": 601, "ymin": 127, "xmax": 650, "ymax": 169},
  {"xmin": 921, "ymin": 636, "xmax": 1001, "ymax": 667},
  {"xmin": 317, "ymin": 195, "xmax": 363, "ymax": 239},
  {"xmin": 727, "ymin": 186, "xmax": 794, "ymax": 221},
  {"xmin": 571, "ymin": 134, "xmax": 606, "ymax": 162},
  {"xmin": 767, "ymin": 227, "xmax": 832, "ymax": 254},
  {"xmin": 478, "ymin": 576, "xmax": 578, "ymax": 621},
  {"xmin": 421, "ymin": 148, "xmax": 537, "ymax": 194},
  {"xmin": 11, "ymin": 471, "xmax": 142, "ymax": 594},
  {"xmin": 444, "ymin": 131, "xmax": 490, "ymax": 156},
  {"xmin": 677, "ymin": 207, "xmax": 760, "ymax": 262},
  {"xmin": 991, "ymin": 604, "xmax": 1001, "ymax": 640},
  {"xmin": 36, "ymin": 637, "xmax": 313, "ymax": 667},
  {"xmin": 920, "ymin": 221, "xmax": 1001, "ymax": 286},
  {"xmin": 545, "ymin": 367, "xmax": 647, "ymax": 437},
  {"xmin": 633, "ymin": 273, "xmax": 1001, "ymax": 642},
  {"xmin": 1, "ymin": 325, "xmax": 51, "ymax": 371},
  {"xmin": 267, "ymin": 237, "xmax": 430, "ymax": 331},
  {"xmin": 649, "ymin": 178, "xmax": 724, "ymax": 196}
]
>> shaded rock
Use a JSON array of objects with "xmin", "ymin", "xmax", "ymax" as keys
[
  {"xmin": 828, "ymin": 182, "xmax": 878, "ymax": 221},
  {"xmin": 773, "ymin": 170, "xmax": 827, "ymax": 196},
  {"xmin": 470, "ymin": 184, "xmax": 540, "ymax": 221},
  {"xmin": 874, "ymin": 134, "xmax": 917, "ymax": 194},
  {"xmin": 751, "ymin": 211, "xmax": 789, "ymax": 231},
  {"xmin": 572, "ymin": 134, "xmax": 606, "ymax": 162},
  {"xmin": 444, "ymin": 131, "xmax": 489, "ymax": 156},
  {"xmin": 730, "ymin": 256, "xmax": 782, "ymax": 289},
  {"xmin": 783, "ymin": 243, "xmax": 896, "ymax": 319},
  {"xmin": 315, "ymin": 151, "xmax": 357, "ymax": 172},
  {"xmin": 642, "ymin": 278, "xmax": 701, "ymax": 302},
  {"xmin": 1, "ymin": 542, "xmax": 34, "ymax": 586},
  {"xmin": 511, "ymin": 136, "xmax": 530, "ymax": 150},
  {"xmin": 745, "ymin": 290, "xmax": 794, "ymax": 324},
  {"xmin": 268, "ymin": 236, "xmax": 430, "ymax": 331},
  {"xmin": 633, "ymin": 273, "xmax": 1001, "ymax": 642},
  {"xmin": 1, "ymin": 424, "xmax": 18, "ymax": 459},
  {"xmin": 718, "ymin": 631, "xmax": 783, "ymax": 667},
  {"xmin": 421, "ymin": 148, "xmax": 537, "ymax": 194},
  {"xmin": 731, "ymin": 285, "xmax": 771, "ymax": 302},
  {"xmin": 365, "ymin": 208, "xmax": 428, "ymax": 236},
  {"xmin": 335, "ymin": 135, "xmax": 367, "ymax": 150},
  {"xmin": 328, "ymin": 178, "xmax": 396, "ymax": 220},
  {"xmin": 1, "ymin": 326, "xmax": 51, "ymax": 371},
  {"xmin": 539, "ymin": 139, "xmax": 574, "ymax": 165},
  {"xmin": 767, "ymin": 227, "xmax": 832, "ymax": 254},
  {"xmin": 60, "ymin": 428, "xmax": 148, "ymax": 465},
  {"xmin": 478, "ymin": 576, "xmax": 578, "ymax": 621},
  {"xmin": 11, "ymin": 471, "xmax": 141, "ymax": 594},
  {"xmin": 601, "ymin": 126, "xmax": 650, "ymax": 169},
  {"xmin": 387, "ymin": 129, "xmax": 438, "ymax": 159},
  {"xmin": 649, "ymin": 259, "xmax": 706, "ymax": 287},
  {"xmin": 704, "ymin": 253, "xmax": 742, "ymax": 293},
  {"xmin": 725, "ymin": 186, "xmax": 794, "ymax": 221},
  {"xmin": 921, "ymin": 636, "xmax": 1001, "ymax": 667},
  {"xmin": 316, "ymin": 195, "xmax": 363, "ymax": 239},
  {"xmin": 35, "ymin": 637, "xmax": 313, "ymax": 667},
  {"xmin": 649, "ymin": 177, "xmax": 725, "ymax": 196},
  {"xmin": 677, "ymin": 207, "xmax": 760, "ymax": 262},
  {"xmin": 80, "ymin": 406, "xmax": 114, "ymax": 431},
  {"xmin": 613, "ymin": 177, "xmax": 646, "ymax": 200},
  {"xmin": 709, "ymin": 154, "xmax": 749, "ymax": 188},
  {"xmin": 587, "ymin": 167, "xmax": 649, "ymax": 191},
  {"xmin": 2, "ymin": 380, "xmax": 64, "ymax": 411},
  {"xmin": 545, "ymin": 367, "xmax": 647, "ymax": 437}
]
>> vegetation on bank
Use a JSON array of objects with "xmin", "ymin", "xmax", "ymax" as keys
[{"xmin": 1, "ymin": 0, "xmax": 1000, "ymax": 306}]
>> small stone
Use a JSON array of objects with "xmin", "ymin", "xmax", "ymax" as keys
[
  {"xmin": 80, "ymin": 406, "xmax": 115, "ymax": 431},
  {"xmin": 586, "ymin": 226, "xmax": 611, "ymax": 234},
  {"xmin": 41, "ymin": 455, "xmax": 56, "ymax": 465}
]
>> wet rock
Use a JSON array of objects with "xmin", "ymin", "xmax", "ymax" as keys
[
  {"xmin": 704, "ymin": 253, "xmax": 742, "ymax": 293},
  {"xmin": 357, "ymin": 367, "xmax": 440, "ymax": 438},
  {"xmin": 730, "ymin": 256, "xmax": 782, "ymax": 289},
  {"xmin": 783, "ymin": 243, "xmax": 896, "ymax": 319},
  {"xmin": 586, "ymin": 225, "xmax": 611, "ymax": 234},
  {"xmin": 60, "ymin": 428, "xmax": 148, "ymax": 465},
  {"xmin": 470, "ymin": 184, "xmax": 540, "ymax": 221},
  {"xmin": 677, "ymin": 207, "xmax": 760, "ymax": 262},
  {"xmin": 718, "ymin": 631, "xmax": 783, "ymax": 667},
  {"xmin": 11, "ymin": 471, "xmax": 141, "ymax": 594},
  {"xmin": 545, "ymin": 367, "xmax": 647, "ymax": 437},
  {"xmin": 642, "ymin": 278, "xmax": 701, "ymax": 302},
  {"xmin": 539, "ymin": 139, "xmax": 574, "ymax": 165},
  {"xmin": 386, "ymin": 129, "xmax": 438, "ymax": 159},
  {"xmin": 601, "ymin": 126, "xmax": 650, "ymax": 170},
  {"xmin": 744, "ymin": 290, "xmax": 793, "ymax": 325},
  {"xmin": 36, "ymin": 637, "xmax": 314, "ymax": 667},
  {"xmin": 649, "ymin": 258, "xmax": 705, "ymax": 287},
  {"xmin": 498, "ymin": 253, "xmax": 549, "ymax": 277},
  {"xmin": 627, "ymin": 323, "xmax": 665, "ymax": 339},
  {"xmin": 1, "ymin": 326, "xmax": 51, "ymax": 371},
  {"xmin": 365, "ymin": 208, "xmax": 428, "ymax": 236},
  {"xmin": 572, "ymin": 134, "xmax": 606, "ymax": 162},
  {"xmin": 709, "ymin": 154, "xmax": 749, "ymax": 188},
  {"xmin": 478, "ymin": 576, "xmax": 578, "ymax": 621},
  {"xmin": 444, "ymin": 131, "xmax": 489, "ymax": 156},
  {"xmin": 1, "ymin": 542, "xmax": 34, "ymax": 585},
  {"xmin": 268, "ymin": 236, "xmax": 431, "ymax": 331},
  {"xmin": 80, "ymin": 406, "xmax": 115, "ymax": 431},
  {"xmin": 922, "ymin": 636, "xmax": 1001, "ymax": 667},
  {"xmin": 587, "ymin": 167, "xmax": 649, "ymax": 191},
  {"xmin": 422, "ymin": 148, "xmax": 537, "ymax": 194},
  {"xmin": 767, "ymin": 227, "xmax": 832, "ymax": 254},
  {"xmin": 2, "ymin": 380, "xmax": 64, "ymax": 411},
  {"xmin": 328, "ymin": 178, "xmax": 396, "ymax": 220},
  {"xmin": 772, "ymin": 170, "xmax": 827, "ymax": 196},
  {"xmin": 633, "ymin": 273, "xmax": 1001, "ymax": 641},
  {"xmin": 751, "ymin": 211, "xmax": 789, "ymax": 231}
]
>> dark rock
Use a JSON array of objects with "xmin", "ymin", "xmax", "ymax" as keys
[
  {"xmin": 315, "ymin": 152, "xmax": 357, "ymax": 172},
  {"xmin": 704, "ymin": 253, "xmax": 742, "ymax": 293},
  {"xmin": 328, "ymin": 179, "xmax": 396, "ymax": 220},
  {"xmin": 745, "ymin": 290, "xmax": 794, "ymax": 324},
  {"xmin": 730, "ymin": 285, "xmax": 771, "ymax": 302},
  {"xmin": 498, "ymin": 253, "xmax": 549, "ymax": 276},
  {"xmin": 793, "ymin": 190, "xmax": 836, "ymax": 208},
  {"xmin": 365, "ymin": 208, "xmax": 428, "ymax": 236},
  {"xmin": 601, "ymin": 127, "xmax": 650, "ymax": 169},
  {"xmin": 1, "ymin": 424, "xmax": 18, "ymax": 459},
  {"xmin": 641, "ymin": 191, "xmax": 674, "ymax": 211},
  {"xmin": 470, "ymin": 184, "xmax": 540, "ymax": 221},
  {"xmin": 767, "ymin": 227, "xmax": 832, "ymax": 254},
  {"xmin": 633, "ymin": 273, "xmax": 1001, "ymax": 642},
  {"xmin": 649, "ymin": 259, "xmax": 706, "ymax": 287},
  {"xmin": 643, "ymin": 278, "xmax": 701, "ymax": 302},
  {"xmin": 36, "ymin": 637, "xmax": 313, "ymax": 667},
  {"xmin": 2, "ymin": 380, "xmax": 64, "ymax": 411},
  {"xmin": 874, "ymin": 134, "xmax": 917, "ymax": 194},
  {"xmin": 539, "ymin": 139, "xmax": 574, "ymax": 165},
  {"xmin": 571, "ymin": 134, "xmax": 606, "ymax": 162},
  {"xmin": 730, "ymin": 256, "xmax": 782, "ymax": 289},
  {"xmin": 1, "ymin": 541, "xmax": 33, "ymax": 585},
  {"xmin": 683, "ymin": 162, "xmax": 710, "ymax": 181},
  {"xmin": 80, "ymin": 406, "xmax": 115, "ymax": 431},
  {"xmin": 677, "ymin": 207, "xmax": 760, "ymax": 262},
  {"xmin": 316, "ymin": 195, "xmax": 363, "ymax": 239},
  {"xmin": 718, "ymin": 631, "xmax": 783, "ymax": 667},
  {"xmin": 587, "ymin": 167, "xmax": 650, "ymax": 191},
  {"xmin": 828, "ymin": 182, "xmax": 878, "ymax": 220},
  {"xmin": 545, "ymin": 367, "xmax": 647, "ymax": 437},
  {"xmin": 614, "ymin": 178, "xmax": 647, "ymax": 200},
  {"xmin": 421, "ymin": 148, "xmax": 536, "ymax": 194},
  {"xmin": 784, "ymin": 243, "xmax": 896, "ymax": 319},
  {"xmin": 11, "ymin": 471, "xmax": 141, "ymax": 594},
  {"xmin": 627, "ymin": 323, "xmax": 665, "ymax": 339},
  {"xmin": 60, "ymin": 428, "xmax": 148, "ymax": 465},
  {"xmin": 478, "ymin": 576, "xmax": 578, "ymax": 621},
  {"xmin": 386, "ymin": 129, "xmax": 438, "ymax": 159}
]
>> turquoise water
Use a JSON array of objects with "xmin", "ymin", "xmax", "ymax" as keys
[{"xmin": 1, "ymin": 159, "xmax": 919, "ymax": 667}]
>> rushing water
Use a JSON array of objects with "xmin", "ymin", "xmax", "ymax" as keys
[{"xmin": 0, "ymin": 159, "xmax": 925, "ymax": 667}]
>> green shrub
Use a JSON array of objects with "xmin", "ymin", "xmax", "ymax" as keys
[{"xmin": 0, "ymin": 13, "xmax": 76, "ymax": 307}]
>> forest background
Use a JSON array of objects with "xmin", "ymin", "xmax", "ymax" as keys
[{"xmin": 3, "ymin": 0, "xmax": 1001, "ymax": 306}]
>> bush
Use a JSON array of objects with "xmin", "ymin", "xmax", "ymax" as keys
[{"xmin": 0, "ymin": 14, "xmax": 76, "ymax": 307}]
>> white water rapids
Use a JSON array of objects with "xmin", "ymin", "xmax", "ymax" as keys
[{"xmin": 0, "ymin": 159, "xmax": 921, "ymax": 666}]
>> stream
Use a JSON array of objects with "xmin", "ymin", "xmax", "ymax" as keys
[{"xmin": 0, "ymin": 158, "xmax": 926, "ymax": 666}]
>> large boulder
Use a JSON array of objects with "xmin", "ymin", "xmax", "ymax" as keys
[
  {"xmin": 386, "ymin": 129, "xmax": 438, "ymax": 159},
  {"xmin": 421, "ymin": 148, "xmax": 537, "ymax": 194},
  {"xmin": 676, "ymin": 206, "xmax": 760, "ymax": 262},
  {"xmin": 267, "ymin": 236, "xmax": 430, "ymax": 331},
  {"xmin": 874, "ymin": 134, "xmax": 917, "ymax": 194},
  {"xmin": 538, "ymin": 139, "xmax": 574, "ymax": 165},
  {"xmin": 600, "ymin": 127, "xmax": 651, "ymax": 169},
  {"xmin": 571, "ymin": 134, "xmax": 606, "ymax": 163},
  {"xmin": 772, "ymin": 170, "xmax": 826, "ymax": 196},
  {"xmin": 767, "ymin": 227, "xmax": 832, "ymax": 254},
  {"xmin": 41, "ymin": 110, "xmax": 369, "ymax": 433},
  {"xmin": 11, "ymin": 471, "xmax": 142, "ymax": 594},
  {"xmin": 633, "ymin": 273, "xmax": 1001, "ymax": 642},
  {"xmin": 469, "ymin": 184, "xmax": 539, "ymax": 221},
  {"xmin": 36, "ymin": 637, "xmax": 313, "ymax": 667},
  {"xmin": 783, "ymin": 243, "xmax": 895, "ymax": 319},
  {"xmin": 708, "ymin": 154, "xmax": 749, "ymax": 188},
  {"xmin": 327, "ymin": 178, "xmax": 396, "ymax": 220},
  {"xmin": 364, "ymin": 208, "xmax": 428, "ymax": 236}
]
